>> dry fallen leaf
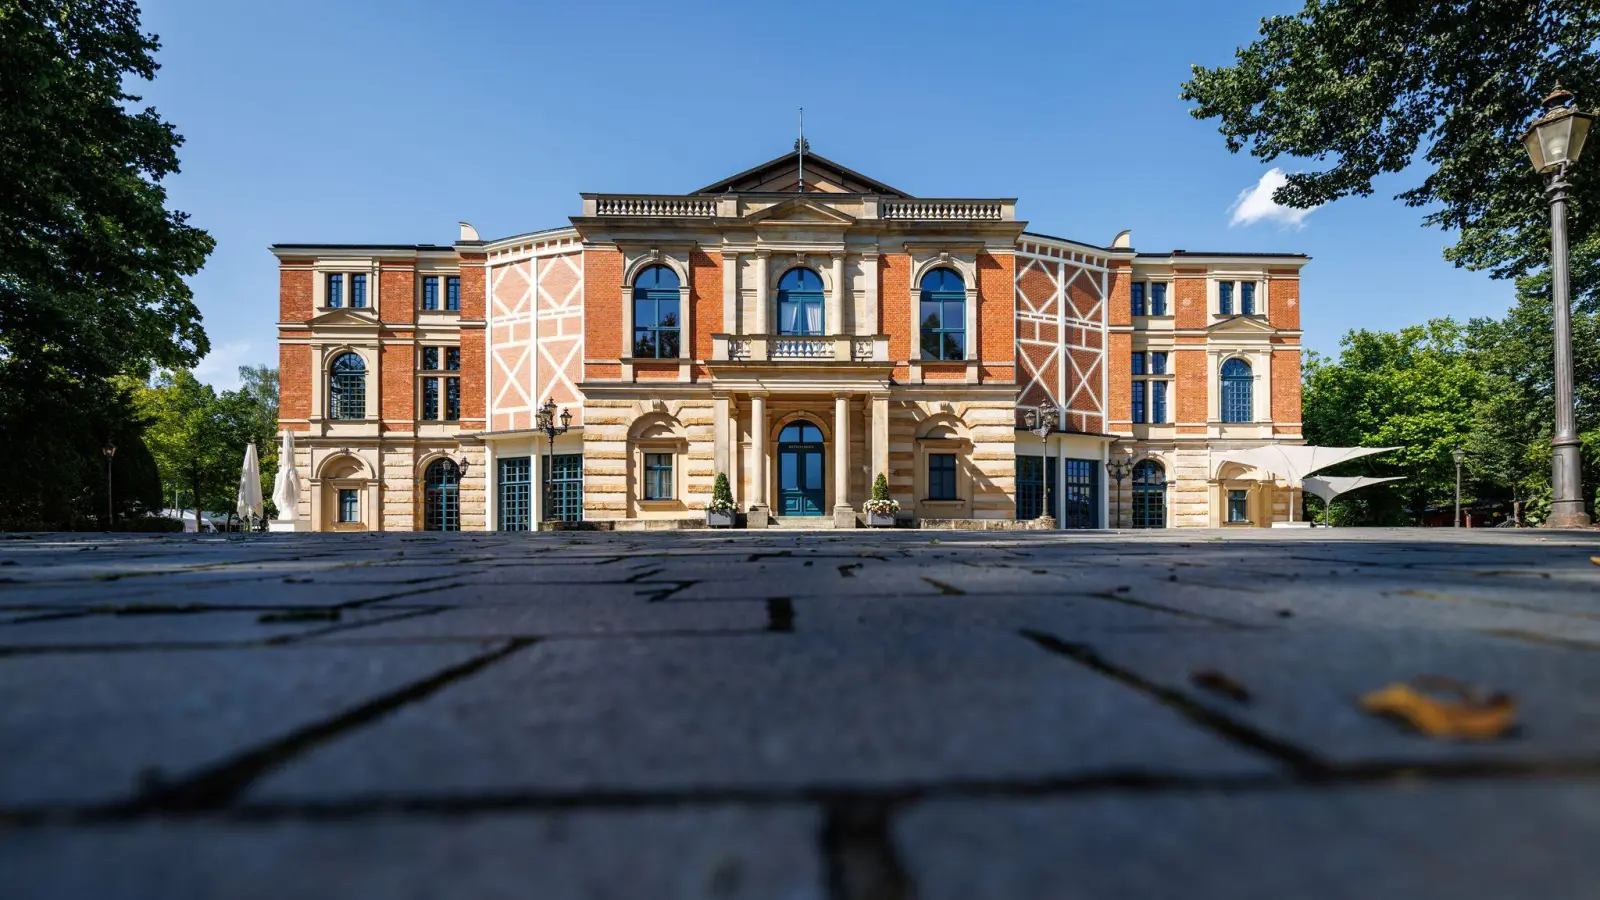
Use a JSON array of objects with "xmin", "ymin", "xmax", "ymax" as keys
[
  {"xmin": 1360, "ymin": 676, "xmax": 1516, "ymax": 741},
  {"xmin": 1191, "ymin": 669, "xmax": 1252, "ymax": 703},
  {"xmin": 1590, "ymin": 556, "xmax": 1600, "ymax": 566}
]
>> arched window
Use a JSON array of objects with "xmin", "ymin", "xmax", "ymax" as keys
[
  {"xmin": 1221, "ymin": 358, "xmax": 1253, "ymax": 423},
  {"xmin": 423, "ymin": 458, "xmax": 461, "ymax": 531},
  {"xmin": 919, "ymin": 268, "xmax": 966, "ymax": 361},
  {"xmin": 328, "ymin": 352, "xmax": 367, "ymax": 420},
  {"xmin": 632, "ymin": 265, "xmax": 681, "ymax": 359},
  {"xmin": 1131, "ymin": 460, "xmax": 1166, "ymax": 529},
  {"xmin": 777, "ymin": 268, "xmax": 825, "ymax": 336}
]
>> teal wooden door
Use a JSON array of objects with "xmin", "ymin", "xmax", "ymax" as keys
[{"xmin": 777, "ymin": 421, "xmax": 825, "ymax": 516}]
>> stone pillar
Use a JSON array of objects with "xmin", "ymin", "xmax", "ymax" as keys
[
  {"xmin": 829, "ymin": 250, "xmax": 846, "ymax": 337},
  {"xmin": 713, "ymin": 392, "xmax": 731, "ymax": 487},
  {"xmin": 748, "ymin": 392, "xmax": 769, "ymax": 527},
  {"xmin": 754, "ymin": 251, "xmax": 770, "ymax": 335},
  {"xmin": 834, "ymin": 392, "xmax": 855, "ymax": 527},
  {"xmin": 871, "ymin": 393, "xmax": 889, "ymax": 486}
]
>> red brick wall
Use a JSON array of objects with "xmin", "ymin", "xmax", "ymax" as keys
[
  {"xmin": 691, "ymin": 249, "xmax": 722, "ymax": 367},
  {"xmin": 1272, "ymin": 348, "xmax": 1303, "ymax": 433},
  {"xmin": 280, "ymin": 265, "xmax": 313, "ymax": 321},
  {"xmin": 1108, "ymin": 331, "xmax": 1131, "ymax": 428},
  {"xmin": 458, "ymin": 253, "xmax": 486, "ymax": 320},
  {"xmin": 1174, "ymin": 346, "xmax": 1208, "ymax": 426},
  {"xmin": 977, "ymin": 252, "xmax": 1014, "ymax": 382},
  {"xmin": 881, "ymin": 253, "xmax": 911, "ymax": 362},
  {"xmin": 380, "ymin": 267, "xmax": 415, "ymax": 324},
  {"xmin": 1107, "ymin": 261, "xmax": 1131, "ymax": 328},
  {"xmin": 380, "ymin": 342, "xmax": 413, "ymax": 428},
  {"xmin": 279, "ymin": 341, "xmax": 310, "ymax": 426},
  {"xmin": 1174, "ymin": 269, "xmax": 1208, "ymax": 329},
  {"xmin": 458, "ymin": 332, "xmax": 485, "ymax": 427},
  {"xmin": 1268, "ymin": 272, "xmax": 1300, "ymax": 330},
  {"xmin": 584, "ymin": 248, "xmax": 623, "ymax": 377}
]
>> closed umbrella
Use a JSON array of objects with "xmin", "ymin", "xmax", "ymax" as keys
[
  {"xmin": 237, "ymin": 442, "xmax": 264, "ymax": 528},
  {"xmin": 271, "ymin": 430, "xmax": 302, "ymax": 524}
]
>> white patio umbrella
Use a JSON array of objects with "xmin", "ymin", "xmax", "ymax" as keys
[
  {"xmin": 237, "ymin": 442, "xmax": 264, "ymax": 528},
  {"xmin": 271, "ymin": 429, "xmax": 302, "ymax": 523},
  {"xmin": 1302, "ymin": 475, "xmax": 1405, "ymax": 526},
  {"xmin": 1213, "ymin": 445, "xmax": 1399, "ymax": 523}
]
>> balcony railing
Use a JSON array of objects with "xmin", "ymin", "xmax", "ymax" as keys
[
  {"xmin": 586, "ymin": 195, "xmax": 718, "ymax": 218},
  {"xmin": 882, "ymin": 199, "xmax": 1010, "ymax": 221},
  {"xmin": 711, "ymin": 334, "xmax": 889, "ymax": 363}
]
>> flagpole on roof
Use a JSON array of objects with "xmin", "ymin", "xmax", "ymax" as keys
[{"xmin": 797, "ymin": 106, "xmax": 805, "ymax": 193}]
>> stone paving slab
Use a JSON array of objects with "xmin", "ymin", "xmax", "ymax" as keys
[
  {"xmin": 308, "ymin": 595, "xmax": 769, "ymax": 640},
  {"xmin": 0, "ymin": 607, "xmax": 422, "ymax": 648},
  {"xmin": 897, "ymin": 781, "xmax": 1600, "ymax": 900},
  {"xmin": 0, "ymin": 807, "xmax": 823, "ymax": 900},
  {"xmin": 0, "ymin": 642, "xmax": 499, "ymax": 807}
]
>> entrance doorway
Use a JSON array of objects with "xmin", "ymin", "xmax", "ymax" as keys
[{"xmin": 777, "ymin": 420, "xmax": 825, "ymax": 516}]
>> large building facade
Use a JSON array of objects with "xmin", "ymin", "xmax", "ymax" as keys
[{"xmin": 274, "ymin": 152, "xmax": 1306, "ymax": 531}]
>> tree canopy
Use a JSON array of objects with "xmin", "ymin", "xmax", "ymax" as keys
[
  {"xmin": 136, "ymin": 367, "xmax": 279, "ymax": 527},
  {"xmin": 0, "ymin": 0, "xmax": 213, "ymax": 528}
]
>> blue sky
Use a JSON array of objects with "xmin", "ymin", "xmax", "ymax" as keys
[{"xmin": 136, "ymin": 0, "xmax": 1517, "ymax": 389}]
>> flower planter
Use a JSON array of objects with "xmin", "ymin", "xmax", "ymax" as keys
[
  {"xmin": 867, "ymin": 512, "xmax": 895, "ymax": 528},
  {"xmin": 707, "ymin": 510, "xmax": 735, "ymax": 528}
]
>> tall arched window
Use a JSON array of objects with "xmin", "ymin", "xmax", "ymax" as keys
[
  {"xmin": 632, "ymin": 265, "xmax": 680, "ymax": 359},
  {"xmin": 1221, "ymin": 358, "xmax": 1253, "ymax": 423},
  {"xmin": 423, "ymin": 458, "xmax": 461, "ymax": 531},
  {"xmin": 1131, "ymin": 460, "xmax": 1166, "ymax": 529},
  {"xmin": 777, "ymin": 268, "xmax": 825, "ymax": 336},
  {"xmin": 329, "ymin": 352, "xmax": 367, "ymax": 420},
  {"xmin": 919, "ymin": 268, "xmax": 966, "ymax": 361}
]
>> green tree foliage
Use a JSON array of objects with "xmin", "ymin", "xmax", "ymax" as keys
[
  {"xmin": 1182, "ymin": 1, "xmax": 1600, "ymax": 282},
  {"xmin": 1302, "ymin": 321, "xmax": 1487, "ymax": 523},
  {"xmin": 137, "ymin": 368, "xmax": 278, "ymax": 528},
  {"xmin": 0, "ymin": 0, "xmax": 213, "ymax": 528}
]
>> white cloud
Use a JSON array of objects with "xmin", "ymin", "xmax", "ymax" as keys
[
  {"xmin": 1229, "ymin": 168, "xmax": 1318, "ymax": 228},
  {"xmin": 193, "ymin": 340, "xmax": 254, "ymax": 391}
]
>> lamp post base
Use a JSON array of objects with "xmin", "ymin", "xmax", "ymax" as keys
[{"xmin": 1545, "ymin": 502, "xmax": 1592, "ymax": 529}]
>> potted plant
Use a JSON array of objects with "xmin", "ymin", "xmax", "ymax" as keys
[
  {"xmin": 864, "ymin": 473, "xmax": 899, "ymax": 527},
  {"xmin": 707, "ymin": 472, "xmax": 737, "ymax": 528}
]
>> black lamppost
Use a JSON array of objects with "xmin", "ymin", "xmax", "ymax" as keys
[
  {"xmin": 535, "ymin": 398, "xmax": 571, "ymax": 525},
  {"xmin": 1023, "ymin": 404, "xmax": 1059, "ymax": 444},
  {"xmin": 1105, "ymin": 455, "xmax": 1132, "ymax": 529},
  {"xmin": 1452, "ymin": 446, "xmax": 1467, "ymax": 528},
  {"xmin": 1522, "ymin": 86, "xmax": 1595, "ymax": 527},
  {"xmin": 102, "ymin": 444, "xmax": 116, "ymax": 531}
]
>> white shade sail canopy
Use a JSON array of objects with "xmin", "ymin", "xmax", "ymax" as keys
[
  {"xmin": 1213, "ymin": 445, "xmax": 1399, "ymax": 483},
  {"xmin": 271, "ymin": 430, "xmax": 302, "ymax": 522},
  {"xmin": 1302, "ymin": 475, "xmax": 1406, "ymax": 506},
  {"xmin": 237, "ymin": 442, "xmax": 264, "ymax": 522}
]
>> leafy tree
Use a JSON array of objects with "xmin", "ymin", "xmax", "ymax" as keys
[
  {"xmin": 0, "ymin": 0, "xmax": 213, "ymax": 528},
  {"xmin": 1302, "ymin": 321, "xmax": 1487, "ymax": 523},
  {"xmin": 232, "ymin": 365, "xmax": 280, "ymax": 518}
]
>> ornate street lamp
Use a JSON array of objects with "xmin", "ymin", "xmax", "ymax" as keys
[
  {"xmin": 1023, "ymin": 404, "xmax": 1060, "ymax": 444},
  {"xmin": 1105, "ymin": 454, "xmax": 1132, "ymax": 529},
  {"xmin": 1452, "ymin": 446, "xmax": 1467, "ymax": 528},
  {"xmin": 535, "ymin": 398, "xmax": 572, "ymax": 526},
  {"xmin": 1522, "ymin": 86, "xmax": 1595, "ymax": 527},
  {"xmin": 102, "ymin": 444, "xmax": 116, "ymax": 532}
]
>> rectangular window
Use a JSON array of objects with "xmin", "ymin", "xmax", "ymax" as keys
[
  {"xmin": 445, "ymin": 377, "xmax": 460, "ymax": 421},
  {"xmin": 445, "ymin": 276, "xmax": 461, "ymax": 311},
  {"xmin": 1130, "ymin": 282, "xmax": 1146, "ymax": 317},
  {"xmin": 445, "ymin": 347, "xmax": 460, "ymax": 371},
  {"xmin": 420, "ymin": 347, "xmax": 439, "ymax": 371},
  {"xmin": 928, "ymin": 453, "xmax": 958, "ymax": 500},
  {"xmin": 1151, "ymin": 380, "xmax": 1167, "ymax": 424},
  {"xmin": 1241, "ymin": 282, "xmax": 1256, "ymax": 315},
  {"xmin": 422, "ymin": 377, "xmax": 439, "ymax": 420},
  {"xmin": 1131, "ymin": 352, "xmax": 1145, "ymax": 375},
  {"xmin": 326, "ymin": 273, "xmax": 343, "ymax": 308},
  {"xmin": 1228, "ymin": 489, "xmax": 1250, "ymax": 523},
  {"xmin": 498, "ymin": 457, "xmax": 531, "ymax": 531},
  {"xmin": 421, "ymin": 276, "xmax": 439, "ymax": 311},
  {"xmin": 1219, "ymin": 281, "xmax": 1233, "ymax": 315},
  {"xmin": 1017, "ymin": 456, "xmax": 1045, "ymax": 520},
  {"xmin": 1062, "ymin": 459, "xmax": 1098, "ymax": 529},
  {"xmin": 543, "ymin": 453, "xmax": 583, "ymax": 523},
  {"xmin": 1150, "ymin": 282, "xmax": 1167, "ymax": 316},
  {"xmin": 1132, "ymin": 380, "xmax": 1147, "ymax": 424},
  {"xmin": 350, "ymin": 273, "xmax": 367, "ymax": 308},
  {"xmin": 1150, "ymin": 352, "xmax": 1167, "ymax": 375},
  {"xmin": 644, "ymin": 453, "xmax": 674, "ymax": 500},
  {"xmin": 338, "ymin": 488, "xmax": 359, "ymax": 523}
]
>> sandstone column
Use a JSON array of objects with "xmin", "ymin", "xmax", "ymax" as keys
[
  {"xmin": 749, "ymin": 392, "xmax": 769, "ymax": 527},
  {"xmin": 834, "ymin": 392, "xmax": 854, "ymax": 527}
]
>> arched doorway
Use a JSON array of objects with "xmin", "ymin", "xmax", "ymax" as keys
[
  {"xmin": 777, "ymin": 420, "xmax": 825, "ymax": 516},
  {"xmin": 1131, "ymin": 459, "xmax": 1167, "ymax": 529},
  {"xmin": 424, "ymin": 458, "xmax": 461, "ymax": 531}
]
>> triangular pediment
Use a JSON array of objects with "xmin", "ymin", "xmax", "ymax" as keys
[
  {"xmin": 695, "ymin": 151, "xmax": 909, "ymax": 197},
  {"xmin": 744, "ymin": 197, "xmax": 857, "ymax": 226},
  {"xmin": 1208, "ymin": 314, "xmax": 1277, "ymax": 334},
  {"xmin": 309, "ymin": 307, "xmax": 380, "ymax": 327}
]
